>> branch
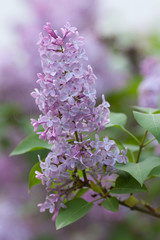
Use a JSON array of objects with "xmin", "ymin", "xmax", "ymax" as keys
[{"xmin": 119, "ymin": 200, "xmax": 160, "ymax": 219}]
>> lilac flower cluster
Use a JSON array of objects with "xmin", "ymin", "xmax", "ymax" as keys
[
  {"xmin": 138, "ymin": 57, "xmax": 160, "ymax": 108},
  {"xmin": 31, "ymin": 22, "xmax": 127, "ymax": 220}
]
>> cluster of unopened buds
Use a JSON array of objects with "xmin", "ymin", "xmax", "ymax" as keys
[{"xmin": 31, "ymin": 22, "xmax": 128, "ymax": 220}]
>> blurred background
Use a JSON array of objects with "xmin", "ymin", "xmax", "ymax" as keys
[{"xmin": 1, "ymin": 0, "xmax": 160, "ymax": 239}]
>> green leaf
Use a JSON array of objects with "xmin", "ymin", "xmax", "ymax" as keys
[
  {"xmin": 110, "ymin": 175, "xmax": 147, "ymax": 194},
  {"xmin": 75, "ymin": 188, "xmax": 89, "ymax": 198},
  {"xmin": 149, "ymin": 165, "xmax": 160, "ymax": 178},
  {"xmin": 133, "ymin": 111, "xmax": 160, "ymax": 143},
  {"xmin": 56, "ymin": 198, "xmax": 93, "ymax": 230},
  {"xmin": 132, "ymin": 106, "xmax": 158, "ymax": 114},
  {"xmin": 10, "ymin": 133, "xmax": 52, "ymax": 156},
  {"xmin": 115, "ymin": 157, "xmax": 160, "ymax": 185},
  {"xmin": 102, "ymin": 197, "xmax": 119, "ymax": 212},
  {"xmin": 105, "ymin": 112, "xmax": 139, "ymax": 144},
  {"xmin": 106, "ymin": 112, "xmax": 127, "ymax": 128},
  {"xmin": 29, "ymin": 162, "xmax": 41, "ymax": 190}
]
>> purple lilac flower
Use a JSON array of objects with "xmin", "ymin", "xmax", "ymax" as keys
[
  {"xmin": 138, "ymin": 57, "xmax": 160, "ymax": 108},
  {"xmin": 0, "ymin": 0, "xmax": 128, "ymax": 111},
  {"xmin": 32, "ymin": 22, "xmax": 128, "ymax": 219}
]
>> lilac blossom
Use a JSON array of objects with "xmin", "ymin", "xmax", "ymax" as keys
[
  {"xmin": 32, "ymin": 22, "xmax": 128, "ymax": 219},
  {"xmin": 0, "ymin": 0, "xmax": 128, "ymax": 111}
]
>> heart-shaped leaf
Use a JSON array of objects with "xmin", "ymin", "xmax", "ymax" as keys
[
  {"xmin": 110, "ymin": 175, "xmax": 147, "ymax": 194},
  {"xmin": 102, "ymin": 197, "xmax": 119, "ymax": 212},
  {"xmin": 29, "ymin": 162, "xmax": 42, "ymax": 190},
  {"xmin": 105, "ymin": 112, "xmax": 139, "ymax": 144},
  {"xmin": 106, "ymin": 112, "xmax": 127, "ymax": 128},
  {"xmin": 116, "ymin": 157, "xmax": 160, "ymax": 185},
  {"xmin": 10, "ymin": 133, "xmax": 52, "ymax": 156},
  {"xmin": 56, "ymin": 198, "xmax": 93, "ymax": 230},
  {"xmin": 133, "ymin": 111, "xmax": 160, "ymax": 143},
  {"xmin": 149, "ymin": 165, "xmax": 160, "ymax": 178},
  {"xmin": 132, "ymin": 106, "xmax": 158, "ymax": 114}
]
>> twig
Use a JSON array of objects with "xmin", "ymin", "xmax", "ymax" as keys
[
  {"xmin": 136, "ymin": 130, "xmax": 148, "ymax": 163},
  {"xmin": 119, "ymin": 200, "xmax": 160, "ymax": 219}
]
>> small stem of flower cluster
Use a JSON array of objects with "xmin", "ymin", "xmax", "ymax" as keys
[
  {"xmin": 82, "ymin": 170, "xmax": 89, "ymax": 186},
  {"xmin": 75, "ymin": 131, "xmax": 80, "ymax": 142},
  {"xmin": 60, "ymin": 45, "xmax": 64, "ymax": 53},
  {"xmin": 74, "ymin": 131, "xmax": 89, "ymax": 185}
]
